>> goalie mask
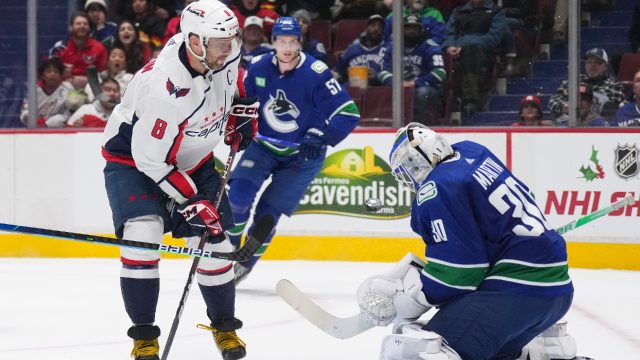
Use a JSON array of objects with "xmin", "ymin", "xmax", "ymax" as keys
[{"xmin": 389, "ymin": 123, "xmax": 454, "ymax": 191}]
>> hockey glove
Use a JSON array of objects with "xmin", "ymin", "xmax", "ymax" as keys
[
  {"xmin": 177, "ymin": 194, "xmax": 223, "ymax": 236},
  {"xmin": 225, "ymin": 96, "xmax": 259, "ymax": 151},
  {"xmin": 298, "ymin": 128, "xmax": 327, "ymax": 160}
]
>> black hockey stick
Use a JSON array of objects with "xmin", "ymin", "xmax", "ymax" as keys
[
  {"xmin": 161, "ymin": 135, "xmax": 268, "ymax": 359},
  {"xmin": 86, "ymin": 66, "xmax": 119, "ymax": 105},
  {"xmin": 0, "ymin": 222, "xmax": 267, "ymax": 261}
]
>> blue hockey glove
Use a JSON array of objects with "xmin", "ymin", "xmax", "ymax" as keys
[
  {"xmin": 298, "ymin": 128, "xmax": 327, "ymax": 160},
  {"xmin": 225, "ymin": 96, "xmax": 259, "ymax": 151}
]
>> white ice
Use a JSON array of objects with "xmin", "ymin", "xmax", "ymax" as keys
[{"xmin": 0, "ymin": 259, "xmax": 638, "ymax": 360}]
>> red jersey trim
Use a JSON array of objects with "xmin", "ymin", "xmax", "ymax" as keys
[
  {"xmin": 102, "ymin": 147, "xmax": 136, "ymax": 167},
  {"xmin": 166, "ymin": 169, "xmax": 196, "ymax": 199},
  {"xmin": 196, "ymin": 262, "xmax": 233, "ymax": 275},
  {"xmin": 120, "ymin": 257, "xmax": 160, "ymax": 266},
  {"xmin": 187, "ymin": 152, "xmax": 213, "ymax": 175}
]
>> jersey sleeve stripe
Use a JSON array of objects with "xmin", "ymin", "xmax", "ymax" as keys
[
  {"xmin": 328, "ymin": 100, "xmax": 360, "ymax": 120},
  {"xmin": 163, "ymin": 169, "xmax": 197, "ymax": 201},
  {"xmin": 165, "ymin": 120, "xmax": 189, "ymax": 165}
]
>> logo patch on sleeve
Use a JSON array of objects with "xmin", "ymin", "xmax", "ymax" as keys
[
  {"xmin": 417, "ymin": 181, "xmax": 437, "ymax": 205},
  {"xmin": 256, "ymin": 77, "xmax": 266, "ymax": 87}
]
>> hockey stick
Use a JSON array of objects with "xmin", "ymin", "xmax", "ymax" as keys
[
  {"xmin": 255, "ymin": 133, "xmax": 300, "ymax": 149},
  {"xmin": 86, "ymin": 66, "xmax": 119, "ymax": 105},
  {"xmin": 161, "ymin": 137, "xmax": 240, "ymax": 360},
  {"xmin": 0, "ymin": 222, "xmax": 265, "ymax": 261},
  {"xmin": 277, "ymin": 194, "xmax": 636, "ymax": 339}
]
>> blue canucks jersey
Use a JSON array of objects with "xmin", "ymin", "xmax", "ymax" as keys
[
  {"xmin": 379, "ymin": 39, "xmax": 446, "ymax": 88},
  {"xmin": 411, "ymin": 141, "xmax": 573, "ymax": 306},
  {"xmin": 335, "ymin": 38, "xmax": 385, "ymax": 85},
  {"xmin": 611, "ymin": 102, "xmax": 640, "ymax": 127},
  {"xmin": 244, "ymin": 52, "xmax": 360, "ymax": 155}
]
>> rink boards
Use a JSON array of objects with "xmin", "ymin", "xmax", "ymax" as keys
[{"xmin": 0, "ymin": 128, "xmax": 639, "ymax": 270}]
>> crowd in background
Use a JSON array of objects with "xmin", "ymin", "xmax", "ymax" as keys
[{"xmin": 17, "ymin": 0, "xmax": 640, "ymax": 128}]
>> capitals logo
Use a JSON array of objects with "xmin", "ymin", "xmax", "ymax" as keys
[
  {"xmin": 166, "ymin": 78, "xmax": 190, "ymax": 98},
  {"xmin": 264, "ymin": 89, "xmax": 300, "ymax": 133}
]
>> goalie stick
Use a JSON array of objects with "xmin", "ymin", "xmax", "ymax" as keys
[{"xmin": 277, "ymin": 194, "xmax": 636, "ymax": 339}]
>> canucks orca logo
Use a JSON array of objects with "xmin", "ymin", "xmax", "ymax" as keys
[
  {"xmin": 166, "ymin": 78, "xmax": 190, "ymax": 98},
  {"xmin": 264, "ymin": 89, "xmax": 300, "ymax": 133}
]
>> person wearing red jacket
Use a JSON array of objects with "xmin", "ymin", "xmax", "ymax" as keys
[
  {"xmin": 51, "ymin": 12, "xmax": 108, "ymax": 90},
  {"xmin": 230, "ymin": 0, "xmax": 279, "ymax": 38}
]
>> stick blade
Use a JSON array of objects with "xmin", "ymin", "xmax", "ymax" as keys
[
  {"xmin": 276, "ymin": 279, "xmax": 374, "ymax": 339},
  {"xmin": 232, "ymin": 214, "xmax": 274, "ymax": 262}
]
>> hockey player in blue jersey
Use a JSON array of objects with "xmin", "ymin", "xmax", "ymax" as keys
[
  {"xmin": 356, "ymin": 123, "xmax": 577, "ymax": 360},
  {"xmin": 379, "ymin": 15, "xmax": 446, "ymax": 125},
  {"xmin": 227, "ymin": 16, "xmax": 360, "ymax": 282}
]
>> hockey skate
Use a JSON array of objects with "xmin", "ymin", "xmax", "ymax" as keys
[
  {"xmin": 198, "ymin": 318, "xmax": 246, "ymax": 360},
  {"xmin": 234, "ymin": 262, "xmax": 252, "ymax": 284},
  {"xmin": 127, "ymin": 325, "xmax": 160, "ymax": 360}
]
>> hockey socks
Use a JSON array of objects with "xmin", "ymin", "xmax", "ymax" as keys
[
  {"xmin": 121, "ymin": 277, "xmax": 160, "ymax": 325},
  {"xmin": 199, "ymin": 281, "xmax": 236, "ymax": 322}
]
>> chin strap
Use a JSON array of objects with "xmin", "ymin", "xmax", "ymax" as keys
[{"xmin": 186, "ymin": 35, "xmax": 215, "ymax": 72}]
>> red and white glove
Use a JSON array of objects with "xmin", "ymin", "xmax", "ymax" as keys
[
  {"xmin": 177, "ymin": 195, "xmax": 223, "ymax": 236},
  {"xmin": 225, "ymin": 96, "xmax": 259, "ymax": 151}
]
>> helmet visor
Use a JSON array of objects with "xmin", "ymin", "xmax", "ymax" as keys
[{"xmin": 390, "ymin": 133, "xmax": 432, "ymax": 191}]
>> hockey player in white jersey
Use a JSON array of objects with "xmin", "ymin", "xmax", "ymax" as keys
[{"xmin": 102, "ymin": 1, "xmax": 258, "ymax": 359}]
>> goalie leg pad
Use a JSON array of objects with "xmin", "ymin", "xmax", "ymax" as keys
[
  {"xmin": 519, "ymin": 321, "xmax": 577, "ymax": 360},
  {"xmin": 380, "ymin": 327, "xmax": 462, "ymax": 360}
]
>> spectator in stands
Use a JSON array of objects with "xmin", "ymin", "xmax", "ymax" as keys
[
  {"xmin": 292, "ymin": 9, "xmax": 329, "ymax": 65},
  {"xmin": 548, "ymin": 48, "xmax": 625, "ymax": 120},
  {"xmin": 499, "ymin": 0, "xmax": 537, "ymax": 77},
  {"xmin": 337, "ymin": 0, "xmax": 381, "ymax": 20},
  {"xmin": 85, "ymin": 0, "xmax": 118, "ymax": 49},
  {"xmin": 68, "ymin": 77, "xmax": 120, "ymax": 128},
  {"xmin": 335, "ymin": 14, "xmax": 386, "ymax": 86},
  {"xmin": 153, "ymin": 0, "xmax": 177, "ymax": 23},
  {"xmin": 611, "ymin": 70, "xmax": 640, "ymax": 127},
  {"xmin": 630, "ymin": 4, "xmax": 640, "ymax": 53},
  {"xmin": 230, "ymin": 0, "xmax": 280, "ymax": 38},
  {"xmin": 50, "ymin": 12, "xmax": 108, "ymax": 90},
  {"xmin": 20, "ymin": 57, "xmax": 73, "ymax": 128},
  {"xmin": 284, "ymin": 0, "xmax": 336, "ymax": 21},
  {"xmin": 558, "ymin": 83, "xmax": 608, "ymax": 126},
  {"xmin": 383, "ymin": 0, "xmax": 445, "ymax": 45},
  {"xmin": 512, "ymin": 95, "xmax": 553, "ymax": 126},
  {"xmin": 442, "ymin": 0, "xmax": 506, "ymax": 115},
  {"xmin": 85, "ymin": 47, "xmax": 134, "ymax": 101},
  {"xmin": 130, "ymin": 0, "xmax": 166, "ymax": 49},
  {"xmin": 163, "ymin": 0, "xmax": 198, "ymax": 45},
  {"xmin": 240, "ymin": 16, "xmax": 274, "ymax": 68},
  {"xmin": 380, "ymin": 15, "xmax": 446, "ymax": 124},
  {"xmin": 114, "ymin": 19, "xmax": 153, "ymax": 73}
]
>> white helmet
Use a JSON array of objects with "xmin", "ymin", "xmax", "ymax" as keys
[
  {"xmin": 389, "ymin": 122, "xmax": 454, "ymax": 191},
  {"xmin": 180, "ymin": 0, "xmax": 240, "ymax": 69}
]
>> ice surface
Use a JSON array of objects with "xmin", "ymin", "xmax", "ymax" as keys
[{"xmin": 0, "ymin": 259, "xmax": 638, "ymax": 359}]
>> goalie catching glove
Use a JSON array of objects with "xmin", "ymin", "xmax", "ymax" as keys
[
  {"xmin": 177, "ymin": 194, "xmax": 223, "ymax": 236},
  {"xmin": 356, "ymin": 253, "xmax": 432, "ymax": 326},
  {"xmin": 225, "ymin": 96, "xmax": 259, "ymax": 151}
]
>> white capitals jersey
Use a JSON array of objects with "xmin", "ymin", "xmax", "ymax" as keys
[{"xmin": 102, "ymin": 34, "xmax": 241, "ymax": 204}]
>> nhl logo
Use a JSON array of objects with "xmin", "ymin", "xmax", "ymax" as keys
[{"xmin": 614, "ymin": 144, "xmax": 640, "ymax": 179}]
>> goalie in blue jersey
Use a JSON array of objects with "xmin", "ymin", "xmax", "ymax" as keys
[
  {"xmin": 227, "ymin": 17, "xmax": 360, "ymax": 283},
  {"xmin": 357, "ymin": 123, "xmax": 579, "ymax": 360}
]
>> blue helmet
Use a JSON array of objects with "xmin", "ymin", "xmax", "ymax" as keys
[{"xmin": 271, "ymin": 16, "xmax": 302, "ymax": 40}]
